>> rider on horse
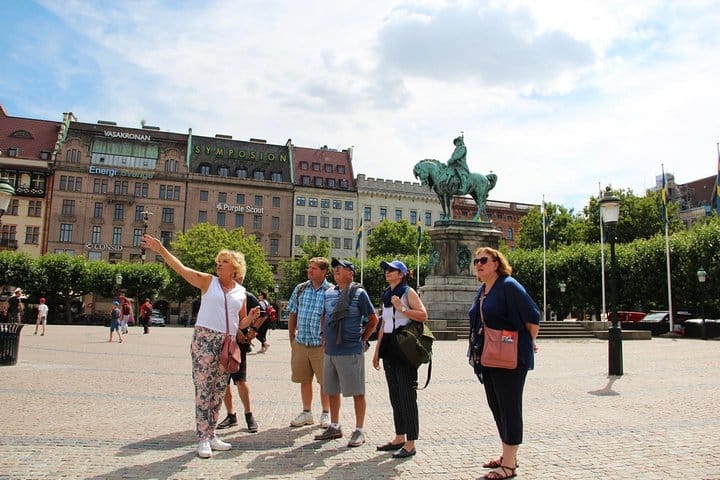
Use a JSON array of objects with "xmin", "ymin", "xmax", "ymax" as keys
[{"xmin": 447, "ymin": 135, "xmax": 470, "ymax": 194}]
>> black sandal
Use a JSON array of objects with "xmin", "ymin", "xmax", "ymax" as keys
[{"xmin": 482, "ymin": 465, "xmax": 517, "ymax": 479}]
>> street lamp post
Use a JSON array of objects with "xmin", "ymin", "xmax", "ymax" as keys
[
  {"xmin": 140, "ymin": 210, "xmax": 153, "ymax": 263},
  {"xmin": 558, "ymin": 281, "xmax": 566, "ymax": 320},
  {"xmin": 599, "ymin": 189, "xmax": 623, "ymax": 376},
  {"xmin": 697, "ymin": 267, "xmax": 707, "ymax": 340},
  {"xmin": 0, "ymin": 179, "xmax": 16, "ymax": 248}
]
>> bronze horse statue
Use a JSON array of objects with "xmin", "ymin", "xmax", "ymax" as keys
[{"xmin": 413, "ymin": 159, "xmax": 497, "ymax": 221}]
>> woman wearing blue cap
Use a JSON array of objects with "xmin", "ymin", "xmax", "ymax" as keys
[
  {"xmin": 108, "ymin": 301, "xmax": 123, "ymax": 343},
  {"xmin": 373, "ymin": 259, "xmax": 428, "ymax": 459}
]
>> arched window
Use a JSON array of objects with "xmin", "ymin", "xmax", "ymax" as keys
[
  {"xmin": 253, "ymin": 170, "xmax": 265, "ymax": 180},
  {"xmin": 236, "ymin": 168, "xmax": 247, "ymax": 179},
  {"xmin": 218, "ymin": 166, "xmax": 229, "ymax": 177},
  {"xmin": 198, "ymin": 163, "xmax": 211, "ymax": 175},
  {"xmin": 165, "ymin": 159, "xmax": 178, "ymax": 172}
]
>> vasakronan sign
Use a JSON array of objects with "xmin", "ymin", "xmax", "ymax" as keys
[
  {"xmin": 104, "ymin": 130, "xmax": 152, "ymax": 142},
  {"xmin": 89, "ymin": 165, "xmax": 154, "ymax": 180},
  {"xmin": 216, "ymin": 203, "xmax": 265, "ymax": 214},
  {"xmin": 86, "ymin": 243, "xmax": 123, "ymax": 251}
]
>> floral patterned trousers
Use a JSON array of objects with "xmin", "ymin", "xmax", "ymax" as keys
[{"xmin": 191, "ymin": 326, "xmax": 231, "ymax": 440}]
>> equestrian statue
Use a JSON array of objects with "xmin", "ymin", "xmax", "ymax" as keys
[{"xmin": 413, "ymin": 135, "xmax": 497, "ymax": 221}]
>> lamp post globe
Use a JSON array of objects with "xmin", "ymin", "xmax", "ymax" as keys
[
  {"xmin": 0, "ymin": 178, "xmax": 16, "ymax": 225},
  {"xmin": 599, "ymin": 189, "xmax": 623, "ymax": 376},
  {"xmin": 558, "ymin": 281, "xmax": 566, "ymax": 320},
  {"xmin": 697, "ymin": 267, "xmax": 707, "ymax": 340}
]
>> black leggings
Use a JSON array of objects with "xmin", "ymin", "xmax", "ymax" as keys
[{"xmin": 482, "ymin": 366, "xmax": 528, "ymax": 445}]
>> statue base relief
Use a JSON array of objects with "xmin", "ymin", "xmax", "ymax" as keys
[{"xmin": 419, "ymin": 220, "xmax": 502, "ymax": 338}]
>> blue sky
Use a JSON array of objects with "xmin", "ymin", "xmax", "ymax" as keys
[{"xmin": 2, "ymin": 0, "xmax": 719, "ymax": 213}]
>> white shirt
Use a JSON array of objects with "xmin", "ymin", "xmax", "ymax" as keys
[
  {"xmin": 37, "ymin": 304, "xmax": 48, "ymax": 318},
  {"xmin": 196, "ymin": 277, "xmax": 246, "ymax": 334}
]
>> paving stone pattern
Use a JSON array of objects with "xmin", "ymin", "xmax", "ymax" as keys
[{"xmin": 0, "ymin": 325, "xmax": 718, "ymax": 479}]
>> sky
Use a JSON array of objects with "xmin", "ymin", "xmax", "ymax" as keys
[{"xmin": 2, "ymin": 0, "xmax": 719, "ymax": 213}]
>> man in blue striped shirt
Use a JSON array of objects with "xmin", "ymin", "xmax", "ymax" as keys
[{"xmin": 287, "ymin": 257, "xmax": 333, "ymax": 428}]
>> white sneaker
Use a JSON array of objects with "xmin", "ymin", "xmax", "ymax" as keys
[
  {"xmin": 197, "ymin": 440, "xmax": 212, "ymax": 458},
  {"xmin": 290, "ymin": 411, "xmax": 314, "ymax": 427},
  {"xmin": 319, "ymin": 411, "xmax": 331, "ymax": 428},
  {"xmin": 209, "ymin": 436, "xmax": 231, "ymax": 451}
]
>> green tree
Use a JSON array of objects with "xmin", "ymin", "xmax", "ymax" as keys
[
  {"xmin": 0, "ymin": 251, "xmax": 35, "ymax": 292},
  {"xmin": 32, "ymin": 254, "xmax": 93, "ymax": 323},
  {"xmin": 168, "ymin": 223, "xmax": 274, "ymax": 298},
  {"xmin": 366, "ymin": 220, "xmax": 430, "ymax": 257}
]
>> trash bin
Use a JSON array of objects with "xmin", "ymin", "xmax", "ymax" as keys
[{"xmin": 0, "ymin": 323, "xmax": 24, "ymax": 366}]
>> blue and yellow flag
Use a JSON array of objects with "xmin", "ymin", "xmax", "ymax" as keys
[
  {"xmin": 716, "ymin": 144, "xmax": 720, "ymax": 216},
  {"xmin": 416, "ymin": 218, "xmax": 423, "ymax": 248},
  {"xmin": 661, "ymin": 165, "xmax": 668, "ymax": 226},
  {"xmin": 355, "ymin": 218, "xmax": 363, "ymax": 257}
]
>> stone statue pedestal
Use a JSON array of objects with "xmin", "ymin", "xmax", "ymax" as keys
[{"xmin": 419, "ymin": 220, "xmax": 502, "ymax": 337}]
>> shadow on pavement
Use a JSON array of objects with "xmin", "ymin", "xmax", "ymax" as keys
[{"xmin": 588, "ymin": 376, "xmax": 620, "ymax": 396}]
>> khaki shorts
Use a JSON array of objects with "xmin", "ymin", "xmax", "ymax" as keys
[{"xmin": 291, "ymin": 342, "xmax": 325, "ymax": 384}]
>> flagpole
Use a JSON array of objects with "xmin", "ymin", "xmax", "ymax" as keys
[
  {"xmin": 416, "ymin": 221, "xmax": 422, "ymax": 289},
  {"xmin": 662, "ymin": 164, "xmax": 674, "ymax": 332},
  {"xmin": 599, "ymin": 183, "xmax": 607, "ymax": 321},
  {"xmin": 716, "ymin": 142, "xmax": 720, "ymax": 216},
  {"xmin": 542, "ymin": 195, "xmax": 547, "ymax": 321}
]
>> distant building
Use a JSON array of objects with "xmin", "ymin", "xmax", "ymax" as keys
[
  {"xmin": 654, "ymin": 172, "xmax": 716, "ymax": 228},
  {"xmin": 452, "ymin": 196, "xmax": 536, "ymax": 249}
]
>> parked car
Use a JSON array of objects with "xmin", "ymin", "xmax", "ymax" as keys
[
  {"xmin": 632, "ymin": 311, "xmax": 694, "ymax": 336},
  {"xmin": 617, "ymin": 311, "xmax": 646, "ymax": 322},
  {"xmin": 682, "ymin": 318, "xmax": 720, "ymax": 338},
  {"xmin": 277, "ymin": 310, "xmax": 289, "ymax": 330},
  {"xmin": 150, "ymin": 309, "xmax": 166, "ymax": 326}
]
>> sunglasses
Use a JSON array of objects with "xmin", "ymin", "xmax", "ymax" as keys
[{"xmin": 473, "ymin": 256, "xmax": 492, "ymax": 266}]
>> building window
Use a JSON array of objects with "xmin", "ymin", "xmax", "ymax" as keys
[
  {"xmin": 114, "ymin": 204, "xmax": 124, "ymax": 220},
  {"xmin": 344, "ymin": 201, "xmax": 353, "ymax": 211},
  {"xmin": 217, "ymin": 211, "xmax": 226, "ymax": 226},
  {"xmin": 311, "ymin": 163, "xmax": 320, "ymax": 171},
  {"xmin": 410, "ymin": 211, "xmax": 418, "ymax": 224},
  {"xmin": 506, "ymin": 228, "xmax": 514, "ymax": 240},
  {"xmin": 380, "ymin": 208, "xmax": 387, "ymax": 221},
  {"xmin": 218, "ymin": 192, "xmax": 227, "ymax": 203},
  {"xmin": 337, "ymin": 165, "xmax": 346, "ymax": 174},
  {"xmin": 160, "ymin": 231, "xmax": 173, "ymax": 247},
  {"xmin": 424, "ymin": 212, "xmax": 432, "ymax": 226},
  {"xmin": 254, "ymin": 195, "xmax": 263, "ymax": 206},
  {"xmin": 299, "ymin": 161, "xmax": 308, "ymax": 170},
  {"xmin": 308, "ymin": 216, "xmax": 317, "ymax": 228},
  {"xmin": 301, "ymin": 175, "xmax": 311, "ymax": 185},
  {"xmin": 133, "ymin": 229, "xmax": 142, "ymax": 247},
  {"xmin": 296, "ymin": 197, "xmax": 306, "ymax": 206},
  {"xmin": 161, "ymin": 208, "xmax": 174, "ymax": 224},
  {"xmin": 218, "ymin": 166, "xmax": 229, "ymax": 177},
  {"xmin": 165, "ymin": 159, "xmax": 178, "ymax": 172},
  {"xmin": 199, "ymin": 164, "xmax": 211, "ymax": 175},
  {"xmin": 160, "ymin": 185, "xmax": 181, "ymax": 200},
  {"xmin": 109, "ymin": 252, "xmax": 122, "ymax": 263},
  {"xmin": 134, "ymin": 182, "xmax": 149, "ymax": 197},
  {"xmin": 343, "ymin": 238, "xmax": 352, "ymax": 250},
  {"xmin": 339, "ymin": 179, "xmax": 348, "ymax": 188},
  {"xmin": 93, "ymin": 179, "xmax": 109, "ymax": 193},
  {"xmin": 324, "ymin": 164, "xmax": 333, "ymax": 173},
  {"xmin": 198, "ymin": 210, "xmax": 207, "ymax": 223},
  {"xmin": 395, "ymin": 209, "xmax": 402, "ymax": 222},
  {"xmin": 309, "ymin": 198, "xmax": 318, "ymax": 207},
  {"xmin": 59, "ymin": 224, "xmax": 73, "ymax": 242},
  {"xmin": 271, "ymin": 216, "xmax": 280, "ymax": 230},
  {"xmin": 271, "ymin": 172, "xmax": 282, "ymax": 182},
  {"xmin": 326, "ymin": 178, "xmax": 336, "ymax": 187},
  {"xmin": 253, "ymin": 215, "xmax": 262, "ymax": 229},
  {"xmin": 320, "ymin": 199, "xmax": 330, "ymax": 209},
  {"xmin": 314, "ymin": 177, "xmax": 323, "ymax": 187},
  {"xmin": 66, "ymin": 149, "xmax": 81, "ymax": 163},
  {"xmin": 134, "ymin": 206, "xmax": 144, "ymax": 221},
  {"xmin": 200, "ymin": 190, "xmax": 209, "ymax": 201},
  {"xmin": 295, "ymin": 214, "xmax": 305, "ymax": 226},
  {"xmin": 236, "ymin": 168, "xmax": 247, "ymax": 178},
  {"xmin": 253, "ymin": 170, "xmax": 265, "ymax": 180},
  {"xmin": 270, "ymin": 238, "xmax": 279, "ymax": 256},
  {"xmin": 235, "ymin": 213, "xmax": 244, "ymax": 227},
  {"xmin": 237, "ymin": 193, "xmax": 245, "ymax": 204},
  {"xmin": 332, "ymin": 217, "xmax": 341, "ymax": 229},
  {"xmin": 61, "ymin": 200, "xmax": 75, "ymax": 216},
  {"xmin": 332, "ymin": 237, "xmax": 341, "ymax": 249},
  {"xmin": 344, "ymin": 218, "xmax": 353, "ymax": 230},
  {"xmin": 91, "ymin": 225, "xmax": 101, "ymax": 243},
  {"xmin": 27, "ymin": 200, "xmax": 42, "ymax": 217},
  {"xmin": 320, "ymin": 216, "xmax": 329, "ymax": 228},
  {"xmin": 112, "ymin": 227, "xmax": 122, "ymax": 245},
  {"xmin": 59, "ymin": 175, "xmax": 82, "ymax": 191},
  {"xmin": 25, "ymin": 226, "xmax": 40, "ymax": 245},
  {"xmin": 333, "ymin": 199, "xmax": 341, "ymax": 209},
  {"xmin": 113, "ymin": 180, "xmax": 129, "ymax": 195},
  {"xmin": 364, "ymin": 207, "xmax": 372, "ymax": 221},
  {"xmin": 307, "ymin": 235, "xmax": 317, "ymax": 244},
  {"xmin": 1, "ymin": 225, "xmax": 16, "ymax": 246},
  {"xmin": 272, "ymin": 196, "xmax": 280, "ymax": 208},
  {"xmin": 7, "ymin": 199, "xmax": 18, "ymax": 216},
  {"xmin": 94, "ymin": 202, "xmax": 103, "ymax": 218},
  {"xmin": 30, "ymin": 174, "xmax": 46, "ymax": 191}
]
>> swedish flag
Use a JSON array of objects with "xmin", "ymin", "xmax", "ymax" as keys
[
  {"xmin": 716, "ymin": 145, "xmax": 720, "ymax": 216},
  {"xmin": 661, "ymin": 167, "xmax": 668, "ymax": 226},
  {"xmin": 416, "ymin": 219, "xmax": 422, "ymax": 248}
]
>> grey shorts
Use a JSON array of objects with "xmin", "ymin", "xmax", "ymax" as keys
[{"xmin": 323, "ymin": 353, "xmax": 365, "ymax": 397}]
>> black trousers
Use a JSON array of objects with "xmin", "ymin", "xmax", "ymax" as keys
[
  {"xmin": 483, "ymin": 366, "xmax": 528, "ymax": 445},
  {"xmin": 383, "ymin": 360, "xmax": 419, "ymax": 440}
]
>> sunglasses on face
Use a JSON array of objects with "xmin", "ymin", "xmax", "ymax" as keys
[{"xmin": 473, "ymin": 256, "xmax": 492, "ymax": 266}]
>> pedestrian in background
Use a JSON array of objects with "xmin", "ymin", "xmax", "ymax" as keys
[
  {"xmin": 255, "ymin": 291, "xmax": 271, "ymax": 353},
  {"xmin": 120, "ymin": 296, "xmax": 132, "ymax": 334},
  {"xmin": 373, "ymin": 260, "xmax": 428, "ymax": 459},
  {"xmin": 108, "ymin": 301, "xmax": 123, "ymax": 343},
  {"xmin": 34, "ymin": 297, "xmax": 49, "ymax": 336},
  {"xmin": 141, "ymin": 233, "xmax": 261, "ymax": 459},
  {"xmin": 8, "ymin": 288, "xmax": 23, "ymax": 323},
  {"xmin": 139, "ymin": 298, "xmax": 153, "ymax": 334},
  {"xmin": 469, "ymin": 247, "xmax": 540, "ymax": 480}
]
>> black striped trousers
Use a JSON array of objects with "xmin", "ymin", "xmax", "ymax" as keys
[{"xmin": 383, "ymin": 360, "xmax": 419, "ymax": 440}]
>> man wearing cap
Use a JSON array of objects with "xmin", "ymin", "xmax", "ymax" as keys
[
  {"xmin": 108, "ymin": 301, "xmax": 123, "ymax": 343},
  {"xmin": 8, "ymin": 288, "xmax": 24, "ymax": 323},
  {"xmin": 314, "ymin": 259, "xmax": 378, "ymax": 448}
]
